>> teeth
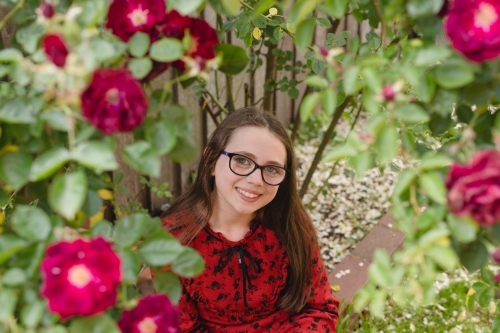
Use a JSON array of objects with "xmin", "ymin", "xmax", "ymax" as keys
[{"xmin": 237, "ymin": 188, "xmax": 258, "ymax": 198}]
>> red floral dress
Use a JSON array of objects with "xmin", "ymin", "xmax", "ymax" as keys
[{"xmin": 162, "ymin": 215, "xmax": 339, "ymax": 333}]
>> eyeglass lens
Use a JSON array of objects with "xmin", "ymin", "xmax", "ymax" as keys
[{"xmin": 229, "ymin": 154, "xmax": 286, "ymax": 185}]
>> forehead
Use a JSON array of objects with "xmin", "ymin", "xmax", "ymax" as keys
[{"xmin": 225, "ymin": 126, "xmax": 287, "ymax": 165}]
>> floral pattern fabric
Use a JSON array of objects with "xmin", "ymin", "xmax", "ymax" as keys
[{"xmin": 162, "ymin": 215, "xmax": 339, "ymax": 332}]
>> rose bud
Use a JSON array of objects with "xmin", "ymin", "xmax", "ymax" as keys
[
  {"xmin": 37, "ymin": 2, "xmax": 55, "ymax": 18},
  {"xmin": 41, "ymin": 33, "xmax": 69, "ymax": 68}
]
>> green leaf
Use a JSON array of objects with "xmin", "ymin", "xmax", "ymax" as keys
[
  {"xmin": 458, "ymin": 239, "xmax": 489, "ymax": 272},
  {"xmin": 0, "ymin": 289, "xmax": 17, "ymax": 321},
  {"xmin": 138, "ymin": 234, "xmax": 184, "ymax": 266},
  {"xmin": 435, "ymin": 59, "xmax": 475, "ymax": 89},
  {"xmin": 89, "ymin": 38, "xmax": 117, "ymax": 63},
  {"xmin": 214, "ymin": 44, "xmax": 249, "ymax": 75},
  {"xmin": 145, "ymin": 118, "xmax": 177, "ymax": 155},
  {"xmin": 493, "ymin": 314, "xmax": 500, "ymax": 333},
  {"xmin": 2, "ymin": 268, "xmax": 26, "ymax": 286},
  {"xmin": 118, "ymin": 248, "xmax": 140, "ymax": 283},
  {"xmin": 221, "ymin": 0, "xmax": 241, "ymax": 16},
  {"xmin": 69, "ymin": 314, "xmax": 120, "ymax": 333},
  {"xmin": 447, "ymin": 214, "xmax": 477, "ymax": 243},
  {"xmin": 82, "ymin": 191, "xmax": 103, "ymax": 216},
  {"xmin": 168, "ymin": 0, "xmax": 203, "ymax": 14},
  {"xmin": 426, "ymin": 245, "xmax": 458, "ymax": 271},
  {"xmin": 361, "ymin": 67, "xmax": 382, "ymax": 92},
  {"xmin": 316, "ymin": 18, "xmax": 332, "ymax": 28},
  {"xmin": 295, "ymin": 18, "xmax": 316, "ymax": 51},
  {"xmin": 343, "ymin": 66, "xmax": 362, "ymax": 95},
  {"xmin": 252, "ymin": 16, "xmax": 267, "ymax": 29},
  {"xmin": 41, "ymin": 111, "xmax": 69, "ymax": 131},
  {"xmin": 0, "ymin": 99, "xmax": 36, "ymax": 124},
  {"xmin": 289, "ymin": 0, "xmax": 320, "ymax": 26},
  {"xmin": 20, "ymin": 299, "xmax": 44, "ymax": 328},
  {"xmin": 74, "ymin": 141, "xmax": 118, "ymax": 172},
  {"xmin": 0, "ymin": 235, "xmax": 27, "ymax": 265},
  {"xmin": 323, "ymin": 144, "xmax": 357, "ymax": 162},
  {"xmin": 304, "ymin": 75, "xmax": 328, "ymax": 88},
  {"xmin": 91, "ymin": 220, "xmax": 114, "ymax": 240},
  {"xmin": 113, "ymin": 213, "xmax": 154, "ymax": 247},
  {"xmin": 0, "ymin": 48, "xmax": 23, "ymax": 62},
  {"xmin": 150, "ymin": 38, "xmax": 184, "ymax": 62},
  {"xmin": 11, "ymin": 205, "xmax": 51, "ymax": 241},
  {"xmin": 48, "ymin": 171, "xmax": 88, "ymax": 220},
  {"xmin": 171, "ymin": 246, "xmax": 205, "ymax": 277},
  {"xmin": 29, "ymin": 147, "xmax": 70, "ymax": 182},
  {"xmin": 123, "ymin": 141, "xmax": 160, "ymax": 177},
  {"xmin": 321, "ymin": 0, "xmax": 349, "ymax": 18},
  {"xmin": 419, "ymin": 153, "xmax": 452, "ymax": 171},
  {"xmin": 392, "ymin": 168, "xmax": 417, "ymax": 197},
  {"xmin": 375, "ymin": 124, "xmax": 398, "ymax": 166},
  {"xmin": 167, "ymin": 135, "xmax": 197, "ymax": 163},
  {"xmin": 15, "ymin": 22, "xmax": 44, "ymax": 54},
  {"xmin": 472, "ymin": 281, "xmax": 496, "ymax": 307},
  {"xmin": 153, "ymin": 271, "xmax": 182, "ymax": 304},
  {"xmin": 407, "ymin": 0, "xmax": 444, "ymax": 18},
  {"xmin": 300, "ymin": 92, "xmax": 320, "ymax": 123},
  {"xmin": 418, "ymin": 171, "xmax": 446, "ymax": 204},
  {"xmin": 128, "ymin": 32, "xmax": 151, "ymax": 58},
  {"xmin": 414, "ymin": 46, "xmax": 452, "ymax": 66},
  {"xmin": 321, "ymin": 89, "xmax": 337, "ymax": 115},
  {"xmin": 348, "ymin": 151, "xmax": 374, "ymax": 178},
  {"xmin": 0, "ymin": 151, "xmax": 32, "ymax": 190},
  {"xmin": 127, "ymin": 57, "xmax": 153, "ymax": 80},
  {"xmin": 369, "ymin": 290, "xmax": 387, "ymax": 318},
  {"xmin": 394, "ymin": 104, "xmax": 430, "ymax": 125}
]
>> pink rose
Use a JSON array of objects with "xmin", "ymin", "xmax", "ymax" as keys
[
  {"xmin": 40, "ymin": 237, "xmax": 121, "ymax": 319},
  {"xmin": 446, "ymin": 150, "xmax": 500, "ymax": 226},
  {"xmin": 118, "ymin": 295, "xmax": 180, "ymax": 333},
  {"xmin": 445, "ymin": 0, "xmax": 500, "ymax": 62},
  {"xmin": 105, "ymin": 0, "xmax": 166, "ymax": 42},
  {"xmin": 81, "ymin": 68, "xmax": 148, "ymax": 134},
  {"xmin": 42, "ymin": 34, "xmax": 68, "ymax": 68},
  {"xmin": 37, "ymin": 2, "xmax": 55, "ymax": 18}
]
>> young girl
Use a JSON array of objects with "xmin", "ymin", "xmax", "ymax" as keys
[{"xmin": 161, "ymin": 107, "xmax": 339, "ymax": 332}]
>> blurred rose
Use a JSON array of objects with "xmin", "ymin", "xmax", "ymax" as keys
[
  {"xmin": 42, "ymin": 34, "xmax": 68, "ymax": 67},
  {"xmin": 105, "ymin": 0, "xmax": 166, "ymax": 42},
  {"xmin": 446, "ymin": 150, "xmax": 500, "ymax": 226},
  {"xmin": 445, "ymin": 0, "xmax": 500, "ymax": 62},
  {"xmin": 81, "ymin": 68, "xmax": 148, "ymax": 134},
  {"xmin": 37, "ymin": 2, "xmax": 55, "ymax": 18},
  {"xmin": 161, "ymin": 10, "xmax": 219, "ymax": 71},
  {"xmin": 118, "ymin": 294, "xmax": 180, "ymax": 333},
  {"xmin": 40, "ymin": 237, "xmax": 121, "ymax": 319}
]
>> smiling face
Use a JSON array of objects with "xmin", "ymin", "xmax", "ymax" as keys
[{"xmin": 210, "ymin": 126, "xmax": 287, "ymax": 222}]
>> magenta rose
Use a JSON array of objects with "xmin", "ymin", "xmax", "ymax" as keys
[
  {"xmin": 118, "ymin": 294, "xmax": 180, "ymax": 333},
  {"xmin": 105, "ymin": 0, "xmax": 165, "ymax": 42},
  {"xmin": 445, "ymin": 0, "xmax": 500, "ymax": 62},
  {"xmin": 40, "ymin": 237, "xmax": 121, "ymax": 319},
  {"xmin": 37, "ymin": 2, "xmax": 55, "ymax": 18},
  {"xmin": 446, "ymin": 150, "xmax": 500, "ymax": 226},
  {"xmin": 81, "ymin": 68, "xmax": 148, "ymax": 134},
  {"xmin": 161, "ymin": 10, "xmax": 219, "ymax": 71},
  {"xmin": 42, "ymin": 34, "xmax": 68, "ymax": 67}
]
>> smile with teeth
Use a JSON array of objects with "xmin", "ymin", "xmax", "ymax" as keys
[{"xmin": 237, "ymin": 188, "xmax": 259, "ymax": 198}]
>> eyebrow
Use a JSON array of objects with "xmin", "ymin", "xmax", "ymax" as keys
[{"xmin": 233, "ymin": 151, "xmax": 285, "ymax": 167}]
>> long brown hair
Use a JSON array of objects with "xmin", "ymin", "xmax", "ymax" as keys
[{"xmin": 162, "ymin": 107, "xmax": 318, "ymax": 313}]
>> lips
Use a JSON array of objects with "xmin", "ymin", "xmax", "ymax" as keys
[{"xmin": 236, "ymin": 187, "xmax": 260, "ymax": 199}]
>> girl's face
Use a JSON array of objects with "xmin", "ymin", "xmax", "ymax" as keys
[{"xmin": 211, "ymin": 126, "xmax": 287, "ymax": 220}]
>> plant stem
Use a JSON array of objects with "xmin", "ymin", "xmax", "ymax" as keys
[
  {"xmin": 299, "ymin": 96, "xmax": 353, "ymax": 198},
  {"xmin": 204, "ymin": 89, "xmax": 229, "ymax": 114},
  {"xmin": 372, "ymin": 0, "xmax": 385, "ymax": 51},
  {"xmin": 0, "ymin": 0, "xmax": 25, "ymax": 32},
  {"xmin": 226, "ymin": 74, "xmax": 235, "ymax": 111}
]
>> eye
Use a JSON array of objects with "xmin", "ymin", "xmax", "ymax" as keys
[
  {"xmin": 234, "ymin": 156, "xmax": 251, "ymax": 165},
  {"xmin": 264, "ymin": 166, "xmax": 279, "ymax": 174}
]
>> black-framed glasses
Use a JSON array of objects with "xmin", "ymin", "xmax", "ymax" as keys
[{"xmin": 221, "ymin": 151, "xmax": 288, "ymax": 186}]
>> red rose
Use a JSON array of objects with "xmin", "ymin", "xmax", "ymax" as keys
[
  {"xmin": 42, "ymin": 34, "xmax": 69, "ymax": 68},
  {"xmin": 37, "ymin": 2, "xmax": 55, "ymax": 18},
  {"xmin": 40, "ymin": 237, "xmax": 121, "ymax": 319},
  {"xmin": 81, "ymin": 68, "xmax": 148, "ymax": 134},
  {"xmin": 105, "ymin": 0, "xmax": 166, "ymax": 42},
  {"xmin": 446, "ymin": 150, "xmax": 500, "ymax": 226},
  {"xmin": 118, "ymin": 294, "xmax": 180, "ymax": 333},
  {"xmin": 445, "ymin": 0, "xmax": 500, "ymax": 62},
  {"xmin": 161, "ymin": 10, "xmax": 219, "ymax": 71}
]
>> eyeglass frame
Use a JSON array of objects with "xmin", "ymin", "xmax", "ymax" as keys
[{"xmin": 220, "ymin": 150, "xmax": 288, "ymax": 186}]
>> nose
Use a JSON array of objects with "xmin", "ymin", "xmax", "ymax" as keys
[{"xmin": 246, "ymin": 167, "xmax": 264, "ymax": 185}]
